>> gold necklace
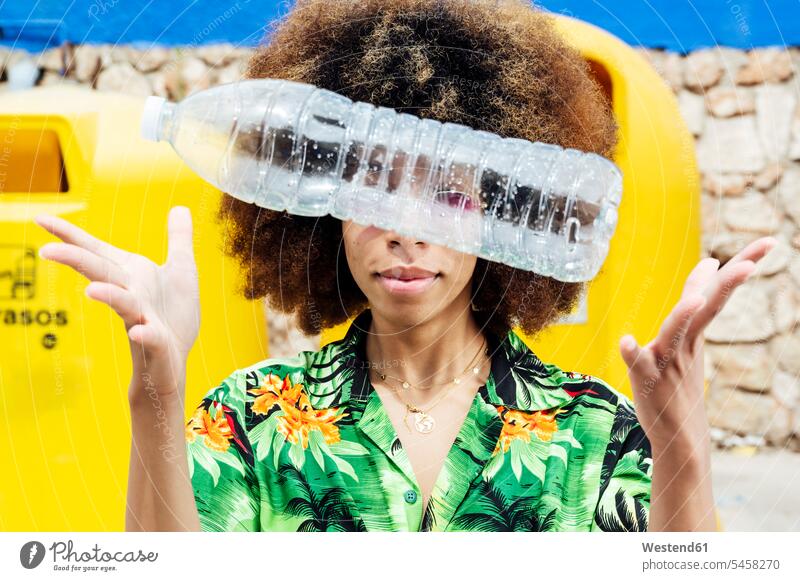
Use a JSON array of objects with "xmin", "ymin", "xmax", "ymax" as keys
[
  {"xmin": 373, "ymin": 338, "xmax": 490, "ymax": 434},
  {"xmin": 377, "ymin": 337, "xmax": 489, "ymax": 391},
  {"xmin": 393, "ymin": 378, "xmax": 461, "ymax": 434}
]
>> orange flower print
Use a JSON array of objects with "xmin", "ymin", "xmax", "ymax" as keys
[
  {"xmin": 492, "ymin": 406, "xmax": 560, "ymax": 455},
  {"xmin": 248, "ymin": 372, "xmax": 348, "ymax": 449},
  {"xmin": 248, "ymin": 372, "xmax": 285, "ymax": 414},
  {"xmin": 185, "ymin": 405, "xmax": 234, "ymax": 453}
]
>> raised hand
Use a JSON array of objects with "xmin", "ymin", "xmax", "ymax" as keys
[
  {"xmin": 619, "ymin": 236, "xmax": 777, "ymax": 449},
  {"xmin": 619, "ymin": 235, "xmax": 778, "ymax": 530},
  {"xmin": 34, "ymin": 206, "xmax": 200, "ymax": 401}
]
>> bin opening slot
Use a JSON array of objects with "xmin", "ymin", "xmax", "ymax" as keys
[{"xmin": 0, "ymin": 127, "xmax": 69, "ymax": 193}]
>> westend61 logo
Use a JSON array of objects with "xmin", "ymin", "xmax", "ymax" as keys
[{"xmin": 19, "ymin": 539, "xmax": 158, "ymax": 572}]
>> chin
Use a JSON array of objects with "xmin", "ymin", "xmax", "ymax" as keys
[{"xmin": 369, "ymin": 297, "xmax": 434, "ymax": 323}]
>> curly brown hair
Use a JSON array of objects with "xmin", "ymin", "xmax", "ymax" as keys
[{"xmin": 216, "ymin": 0, "xmax": 619, "ymax": 339}]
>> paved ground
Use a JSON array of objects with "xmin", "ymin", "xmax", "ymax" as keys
[{"xmin": 711, "ymin": 448, "xmax": 800, "ymax": 531}]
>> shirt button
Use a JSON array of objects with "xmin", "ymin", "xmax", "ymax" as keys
[{"xmin": 403, "ymin": 489, "xmax": 418, "ymax": 504}]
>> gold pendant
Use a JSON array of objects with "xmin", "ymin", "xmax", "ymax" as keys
[{"xmin": 414, "ymin": 411, "xmax": 435, "ymax": 433}]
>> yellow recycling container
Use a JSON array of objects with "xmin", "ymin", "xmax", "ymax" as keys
[
  {"xmin": 322, "ymin": 13, "xmax": 702, "ymax": 400},
  {"xmin": 0, "ymin": 86, "xmax": 269, "ymax": 531}
]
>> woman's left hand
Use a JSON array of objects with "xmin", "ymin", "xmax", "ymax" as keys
[{"xmin": 619, "ymin": 236, "xmax": 778, "ymax": 456}]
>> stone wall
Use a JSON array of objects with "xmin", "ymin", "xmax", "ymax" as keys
[
  {"xmin": 636, "ymin": 47, "xmax": 800, "ymax": 451},
  {"xmin": 2, "ymin": 42, "xmax": 800, "ymax": 450}
]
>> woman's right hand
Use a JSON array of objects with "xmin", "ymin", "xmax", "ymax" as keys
[{"xmin": 33, "ymin": 206, "xmax": 200, "ymax": 403}]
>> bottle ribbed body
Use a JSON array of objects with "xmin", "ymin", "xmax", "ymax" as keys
[{"xmin": 156, "ymin": 78, "xmax": 622, "ymax": 281}]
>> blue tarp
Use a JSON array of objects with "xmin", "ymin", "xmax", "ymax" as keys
[{"xmin": 1, "ymin": 1, "xmax": 797, "ymax": 53}]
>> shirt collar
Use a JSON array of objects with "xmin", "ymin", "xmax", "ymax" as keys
[{"xmin": 304, "ymin": 308, "xmax": 581, "ymax": 413}]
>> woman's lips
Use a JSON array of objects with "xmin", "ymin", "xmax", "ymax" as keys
[{"xmin": 375, "ymin": 273, "xmax": 439, "ymax": 294}]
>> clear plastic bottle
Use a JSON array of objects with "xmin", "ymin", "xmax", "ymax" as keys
[{"xmin": 140, "ymin": 78, "xmax": 622, "ymax": 282}]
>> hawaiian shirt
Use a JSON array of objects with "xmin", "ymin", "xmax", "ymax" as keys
[{"xmin": 185, "ymin": 307, "xmax": 652, "ymax": 532}]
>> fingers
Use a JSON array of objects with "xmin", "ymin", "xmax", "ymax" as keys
[
  {"xmin": 681, "ymin": 256, "xmax": 720, "ymax": 300},
  {"xmin": 620, "ymin": 295, "xmax": 706, "ymax": 387},
  {"xmin": 622, "ymin": 237, "xmax": 777, "ymax": 387},
  {"xmin": 680, "ymin": 236, "xmax": 776, "ymax": 344},
  {"xmin": 127, "ymin": 319, "xmax": 175, "ymax": 355},
  {"xmin": 723, "ymin": 236, "xmax": 778, "ymax": 269},
  {"xmin": 620, "ymin": 335, "xmax": 658, "ymax": 380},
  {"xmin": 686, "ymin": 259, "xmax": 756, "ymax": 341},
  {"xmin": 34, "ymin": 213, "xmax": 129, "ymax": 263},
  {"xmin": 652, "ymin": 294, "xmax": 707, "ymax": 362},
  {"xmin": 85, "ymin": 282, "xmax": 145, "ymax": 326},
  {"xmin": 128, "ymin": 323, "xmax": 161, "ymax": 349},
  {"xmin": 85, "ymin": 279, "xmax": 171, "ymax": 355},
  {"xmin": 166, "ymin": 206, "xmax": 195, "ymax": 267},
  {"xmin": 39, "ymin": 242, "xmax": 129, "ymax": 288}
]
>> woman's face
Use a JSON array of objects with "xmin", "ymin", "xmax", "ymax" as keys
[
  {"xmin": 341, "ymin": 219, "xmax": 478, "ymax": 324},
  {"xmin": 340, "ymin": 154, "xmax": 483, "ymax": 325}
]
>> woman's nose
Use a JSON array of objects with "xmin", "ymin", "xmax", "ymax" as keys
[
  {"xmin": 390, "ymin": 230, "xmax": 424, "ymax": 243},
  {"xmin": 385, "ymin": 229, "xmax": 427, "ymax": 252}
]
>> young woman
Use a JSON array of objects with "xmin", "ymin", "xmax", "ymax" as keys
[{"xmin": 35, "ymin": 0, "xmax": 776, "ymax": 532}]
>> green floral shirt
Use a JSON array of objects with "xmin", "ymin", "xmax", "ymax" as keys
[{"xmin": 186, "ymin": 308, "xmax": 652, "ymax": 532}]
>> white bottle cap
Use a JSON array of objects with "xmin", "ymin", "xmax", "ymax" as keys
[{"xmin": 140, "ymin": 95, "xmax": 167, "ymax": 142}]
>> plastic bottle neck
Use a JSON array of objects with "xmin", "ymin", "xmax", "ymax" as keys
[{"xmin": 158, "ymin": 102, "xmax": 177, "ymax": 143}]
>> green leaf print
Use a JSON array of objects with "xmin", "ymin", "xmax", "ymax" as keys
[
  {"xmin": 450, "ymin": 478, "xmax": 557, "ymax": 532},
  {"xmin": 519, "ymin": 444, "xmax": 546, "ymax": 482},
  {"xmin": 186, "ymin": 441, "xmax": 194, "ymax": 480},
  {"xmin": 250, "ymin": 413, "xmax": 281, "ymax": 462},
  {"xmin": 185, "ymin": 309, "xmax": 655, "ymax": 532},
  {"xmin": 288, "ymin": 438, "xmax": 306, "ymax": 470},
  {"xmin": 482, "ymin": 451, "xmax": 504, "ymax": 481},
  {"xmin": 277, "ymin": 462, "xmax": 366, "ymax": 531},
  {"xmin": 551, "ymin": 427, "xmax": 583, "ymax": 449},
  {"xmin": 329, "ymin": 453, "xmax": 359, "ymax": 483},
  {"xmin": 272, "ymin": 424, "xmax": 287, "ymax": 471},
  {"xmin": 328, "ymin": 439, "xmax": 371, "ymax": 455},
  {"xmin": 308, "ymin": 429, "xmax": 326, "ymax": 471},
  {"xmin": 188, "ymin": 441, "xmax": 221, "ymax": 486},
  {"xmin": 209, "ymin": 447, "xmax": 246, "ymax": 477},
  {"xmin": 510, "ymin": 438, "xmax": 524, "ymax": 480}
]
